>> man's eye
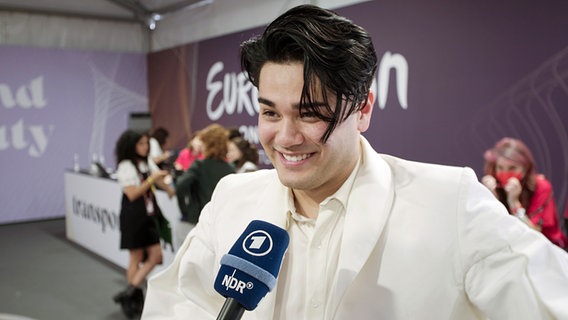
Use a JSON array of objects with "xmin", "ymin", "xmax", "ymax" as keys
[{"xmin": 262, "ymin": 110, "xmax": 277, "ymax": 117}]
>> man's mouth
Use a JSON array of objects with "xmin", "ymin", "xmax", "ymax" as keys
[{"xmin": 281, "ymin": 153, "xmax": 312, "ymax": 162}]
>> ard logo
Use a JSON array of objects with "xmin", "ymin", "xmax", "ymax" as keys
[{"xmin": 242, "ymin": 230, "xmax": 273, "ymax": 256}]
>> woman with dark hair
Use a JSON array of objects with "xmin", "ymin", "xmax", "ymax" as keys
[
  {"xmin": 112, "ymin": 129, "xmax": 175, "ymax": 318},
  {"xmin": 226, "ymin": 136, "xmax": 259, "ymax": 173},
  {"xmin": 482, "ymin": 137, "xmax": 566, "ymax": 248}
]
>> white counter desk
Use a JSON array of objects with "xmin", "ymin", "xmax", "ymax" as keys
[{"xmin": 64, "ymin": 171, "xmax": 181, "ymax": 274}]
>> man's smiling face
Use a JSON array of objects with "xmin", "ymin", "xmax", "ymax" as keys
[{"xmin": 257, "ymin": 61, "xmax": 372, "ymax": 200}]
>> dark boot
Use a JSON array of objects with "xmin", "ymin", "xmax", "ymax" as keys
[
  {"xmin": 113, "ymin": 285, "xmax": 143, "ymax": 319},
  {"xmin": 113, "ymin": 285, "xmax": 132, "ymax": 303},
  {"xmin": 131, "ymin": 287, "xmax": 145, "ymax": 315}
]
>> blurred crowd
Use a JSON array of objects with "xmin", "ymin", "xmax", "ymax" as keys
[
  {"xmin": 111, "ymin": 125, "xmax": 568, "ymax": 318},
  {"xmin": 111, "ymin": 123, "xmax": 259, "ymax": 317}
]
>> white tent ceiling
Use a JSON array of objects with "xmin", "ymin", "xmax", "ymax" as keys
[
  {"xmin": 0, "ymin": 0, "xmax": 368, "ymax": 52},
  {"xmin": 0, "ymin": 0, "xmax": 212, "ymax": 29}
]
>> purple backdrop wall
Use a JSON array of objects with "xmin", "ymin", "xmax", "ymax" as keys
[
  {"xmin": 3, "ymin": 0, "xmax": 568, "ymax": 225},
  {"xmin": 0, "ymin": 46, "xmax": 148, "ymax": 224},
  {"xmin": 181, "ymin": 0, "xmax": 568, "ymax": 216}
]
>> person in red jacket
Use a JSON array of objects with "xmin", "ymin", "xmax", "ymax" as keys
[{"xmin": 482, "ymin": 137, "xmax": 566, "ymax": 248}]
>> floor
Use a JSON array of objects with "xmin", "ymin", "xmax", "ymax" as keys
[{"xmin": 0, "ymin": 218, "xmax": 134, "ymax": 320}]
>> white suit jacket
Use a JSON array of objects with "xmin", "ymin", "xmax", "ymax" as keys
[{"xmin": 142, "ymin": 137, "xmax": 568, "ymax": 319}]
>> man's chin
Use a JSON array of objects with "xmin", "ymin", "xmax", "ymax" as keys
[{"xmin": 277, "ymin": 173, "xmax": 314, "ymax": 191}]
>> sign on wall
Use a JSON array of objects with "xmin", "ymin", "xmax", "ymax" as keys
[
  {"xmin": 0, "ymin": 46, "xmax": 148, "ymax": 224},
  {"xmin": 149, "ymin": 0, "xmax": 568, "ymax": 216}
]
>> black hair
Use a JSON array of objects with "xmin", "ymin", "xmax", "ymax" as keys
[
  {"xmin": 151, "ymin": 127, "xmax": 169, "ymax": 147},
  {"xmin": 240, "ymin": 4, "xmax": 377, "ymax": 142},
  {"xmin": 231, "ymin": 136, "xmax": 259, "ymax": 169},
  {"xmin": 227, "ymin": 127, "xmax": 243, "ymax": 140},
  {"xmin": 115, "ymin": 130, "xmax": 148, "ymax": 168}
]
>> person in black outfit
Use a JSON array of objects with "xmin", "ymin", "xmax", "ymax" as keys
[{"xmin": 112, "ymin": 130, "xmax": 175, "ymax": 318}]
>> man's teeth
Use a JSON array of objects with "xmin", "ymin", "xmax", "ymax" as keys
[{"xmin": 282, "ymin": 153, "xmax": 310, "ymax": 162}]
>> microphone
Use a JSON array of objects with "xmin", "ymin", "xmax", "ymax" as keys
[{"xmin": 214, "ymin": 220, "xmax": 290, "ymax": 320}]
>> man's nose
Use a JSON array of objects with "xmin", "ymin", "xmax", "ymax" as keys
[{"xmin": 275, "ymin": 119, "xmax": 303, "ymax": 147}]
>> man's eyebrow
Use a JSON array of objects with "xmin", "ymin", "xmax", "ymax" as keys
[
  {"xmin": 257, "ymin": 97, "xmax": 328, "ymax": 109},
  {"xmin": 257, "ymin": 97, "xmax": 275, "ymax": 107},
  {"xmin": 302, "ymin": 102, "xmax": 328, "ymax": 108},
  {"xmin": 258, "ymin": 97, "xmax": 301, "ymax": 109}
]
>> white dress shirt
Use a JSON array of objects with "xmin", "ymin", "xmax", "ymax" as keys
[{"xmin": 274, "ymin": 156, "xmax": 359, "ymax": 319}]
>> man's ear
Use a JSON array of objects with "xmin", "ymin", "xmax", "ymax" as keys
[{"xmin": 357, "ymin": 90, "xmax": 375, "ymax": 133}]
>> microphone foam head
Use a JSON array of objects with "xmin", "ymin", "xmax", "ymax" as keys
[{"xmin": 214, "ymin": 220, "xmax": 289, "ymax": 310}]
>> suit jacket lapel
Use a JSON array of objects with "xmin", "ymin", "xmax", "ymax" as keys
[
  {"xmin": 247, "ymin": 174, "xmax": 289, "ymax": 319},
  {"xmin": 328, "ymin": 137, "xmax": 395, "ymax": 316}
]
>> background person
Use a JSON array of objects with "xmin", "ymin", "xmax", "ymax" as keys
[
  {"xmin": 112, "ymin": 129, "xmax": 175, "ymax": 318},
  {"xmin": 226, "ymin": 136, "xmax": 259, "ymax": 173},
  {"xmin": 565, "ymin": 200, "xmax": 568, "ymax": 237},
  {"xmin": 149, "ymin": 127, "xmax": 172, "ymax": 169},
  {"xmin": 482, "ymin": 137, "xmax": 567, "ymax": 248},
  {"xmin": 143, "ymin": 5, "xmax": 568, "ymax": 319},
  {"xmin": 173, "ymin": 131, "xmax": 204, "ymax": 172},
  {"xmin": 173, "ymin": 124, "xmax": 235, "ymax": 248}
]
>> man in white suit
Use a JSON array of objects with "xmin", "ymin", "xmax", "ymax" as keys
[{"xmin": 142, "ymin": 4, "xmax": 568, "ymax": 319}]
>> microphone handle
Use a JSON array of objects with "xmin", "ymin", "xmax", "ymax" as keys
[{"xmin": 216, "ymin": 297, "xmax": 245, "ymax": 320}]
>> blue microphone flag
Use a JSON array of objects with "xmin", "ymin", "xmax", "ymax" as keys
[{"xmin": 214, "ymin": 220, "xmax": 290, "ymax": 310}]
